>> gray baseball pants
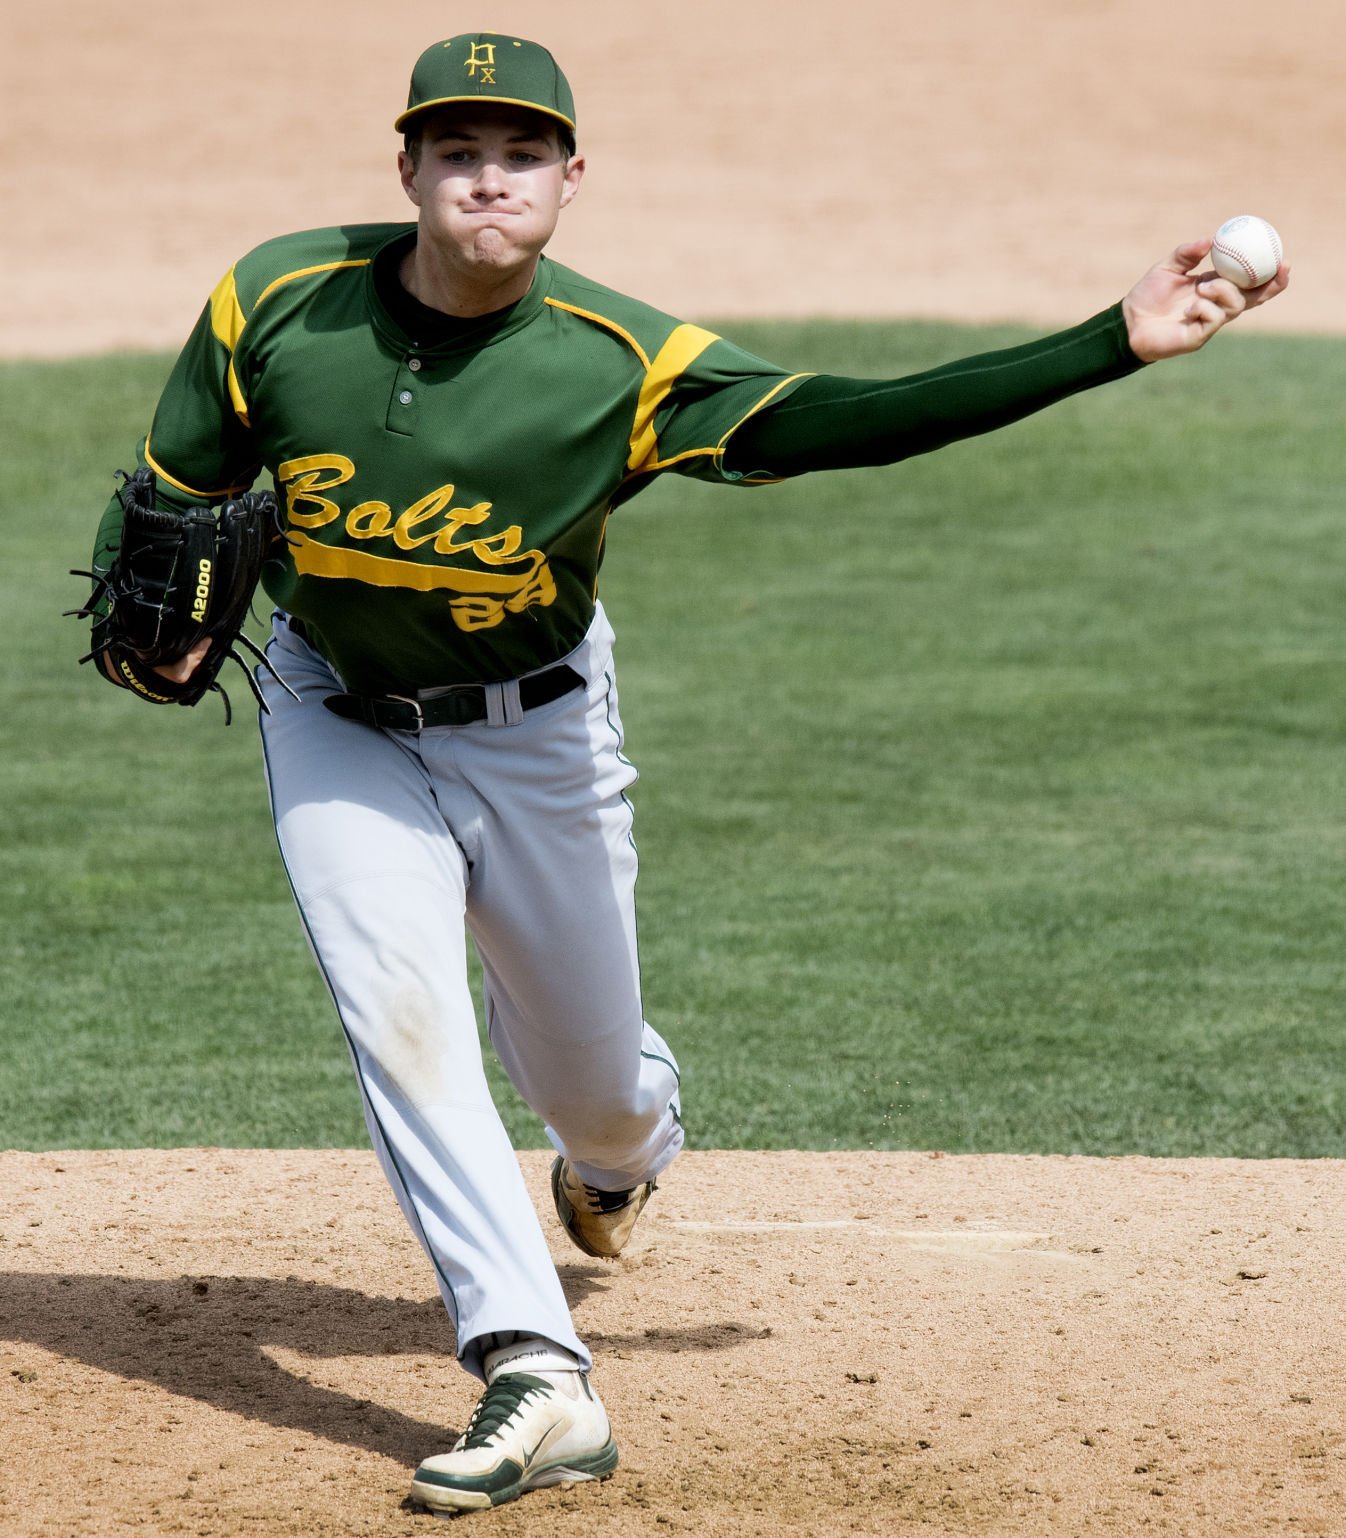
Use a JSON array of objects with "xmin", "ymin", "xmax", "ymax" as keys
[{"xmin": 257, "ymin": 603, "xmax": 683, "ymax": 1378}]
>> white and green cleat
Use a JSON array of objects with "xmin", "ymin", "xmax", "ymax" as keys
[{"xmin": 410, "ymin": 1371, "xmax": 618, "ymax": 1513}]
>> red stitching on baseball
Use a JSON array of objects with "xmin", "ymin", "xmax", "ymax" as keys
[
  {"xmin": 1213, "ymin": 221, "xmax": 1281, "ymax": 287},
  {"xmin": 1214, "ymin": 241, "xmax": 1259, "ymax": 285}
]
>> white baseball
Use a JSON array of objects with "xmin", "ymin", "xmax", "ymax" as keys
[{"xmin": 1210, "ymin": 215, "xmax": 1284, "ymax": 289}]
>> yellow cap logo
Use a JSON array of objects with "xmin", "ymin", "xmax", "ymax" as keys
[{"xmin": 465, "ymin": 41, "xmax": 497, "ymax": 84}]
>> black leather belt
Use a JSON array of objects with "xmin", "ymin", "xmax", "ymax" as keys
[{"xmin": 322, "ymin": 665, "xmax": 584, "ymax": 732}]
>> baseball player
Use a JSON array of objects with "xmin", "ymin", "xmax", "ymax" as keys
[{"xmin": 87, "ymin": 34, "xmax": 1286, "ymax": 1515}]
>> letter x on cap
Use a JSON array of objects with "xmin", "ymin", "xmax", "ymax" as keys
[{"xmin": 395, "ymin": 34, "xmax": 576, "ymax": 136}]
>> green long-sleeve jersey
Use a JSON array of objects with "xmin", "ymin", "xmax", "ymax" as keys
[{"xmin": 93, "ymin": 222, "xmax": 1142, "ymax": 694}]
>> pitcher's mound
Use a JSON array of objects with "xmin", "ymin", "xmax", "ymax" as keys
[{"xmin": 1, "ymin": 1148, "xmax": 1341, "ymax": 1536}]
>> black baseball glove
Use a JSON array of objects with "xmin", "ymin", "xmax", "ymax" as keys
[{"xmin": 71, "ymin": 467, "xmax": 295, "ymax": 722}]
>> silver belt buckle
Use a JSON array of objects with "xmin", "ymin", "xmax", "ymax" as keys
[{"xmin": 387, "ymin": 693, "xmax": 426, "ymax": 731}]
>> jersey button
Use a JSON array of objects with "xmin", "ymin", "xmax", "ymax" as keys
[
  {"xmin": 407, "ymin": 358, "xmax": 422, "ymax": 372},
  {"xmin": 398, "ymin": 390, "xmax": 414, "ymax": 405}
]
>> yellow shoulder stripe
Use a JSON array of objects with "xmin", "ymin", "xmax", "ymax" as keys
[
  {"xmin": 619, "ymin": 371, "xmax": 813, "ymax": 486},
  {"xmin": 207, "ymin": 259, "xmax": 371, "ymax": 428},
  {"xmin": 255, "ymin": 259, "xmax": 371, "ymax": 310},
  {"xmin": 627, "ymin": 324, "xmax": 720, "ymax": 473},
  {"xmin": 208, "ymin": 267, "xmax": 252, "ymax": 426},
  {"xmin": 209, "ymin": 267, "xmax": 247, "ymax": 352},
  {"xmin": 544, "ymin": 298, "xmax": 651, "ymax": 369}
]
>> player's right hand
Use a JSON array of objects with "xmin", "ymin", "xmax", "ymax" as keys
[{"xmin": 1121, "ymin": 239, "xmax": 1290, "ymax": 362}]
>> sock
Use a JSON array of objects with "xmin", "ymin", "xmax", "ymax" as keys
[{"xmin": 482, "ymin": 1334, "xmax": 583, "ymax": 1384}]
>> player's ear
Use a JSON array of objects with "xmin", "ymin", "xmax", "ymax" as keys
[
  {"xmin": 398, "ymin": 149, "xmax": 422, "ymax": 208},
  {"xmin": 559, "ymin": 152, "xmax": 585, "ymax": 209}
]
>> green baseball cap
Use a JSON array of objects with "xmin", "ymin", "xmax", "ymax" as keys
[{"xmin": 395, "ymin": 34, "xmax": 576, "ymax": 137}]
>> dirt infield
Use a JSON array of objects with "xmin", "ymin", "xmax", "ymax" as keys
[
  {"xmin": 3, "ymin": 0, "xmax": 1342, "ymax": 356},
  {"xmin": 7, "ymin": 1, "xmax": 1345, "ymax": 1533},
  {"xmin": 2, "ymin": 1149, "xmax": 1343, "ymax": 1537}
]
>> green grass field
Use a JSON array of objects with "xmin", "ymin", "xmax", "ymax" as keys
[{"xmin": 3, "ymin": 320, "xmax": 1344, "ymax": 1156}]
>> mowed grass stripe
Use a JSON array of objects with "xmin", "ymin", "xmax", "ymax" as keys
[{"xmin": 2, "ymin": 322, "xmax": 1343, "ymax": 1154}]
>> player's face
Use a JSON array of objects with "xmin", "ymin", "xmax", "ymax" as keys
[{"xmin": 399, "ymin": 106, "xmax": 584, "ymax": 281}]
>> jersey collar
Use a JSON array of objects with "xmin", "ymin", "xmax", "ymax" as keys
[{"xmin": 367, "ymin": 230, "xmax": 553, "ymax": 356}]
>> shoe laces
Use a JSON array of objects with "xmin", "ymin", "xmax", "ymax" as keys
[
  {"xmin": 580, "ymin": 1180, "xmax": 640, "ymax": 1215},
  {"xmin": 460, "ymin": 1374, "xmax": 547, "ymax": 1448}
]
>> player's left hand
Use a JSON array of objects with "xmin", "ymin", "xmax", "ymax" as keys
[
  {"xmin": 1121, "ymin": 238, "xmax": 1290, "ymax": 363},
  {"xmin": 152, "ymin": 634, "xmax": 213, "ymax": 684}
]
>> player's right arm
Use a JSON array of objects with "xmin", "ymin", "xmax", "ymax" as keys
[
  {"xmin": 723, "ymin": 241, "xmax": 1289, "ymax": 480},
  {"xmin": 722, "ymin": 303, "xmax": 1140, "ymax": 478},
  {"xmin": 89, "ymin": 270, "xmax": 263, "ymax": 688},
  {"xmin": 92, "ymin": 268, "xmax": 263, "ymax": 564}
]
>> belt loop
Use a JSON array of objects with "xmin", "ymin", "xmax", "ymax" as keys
[{"xmin": 484, "ymin": 679, "xmax": 524, "ymax": 727}]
